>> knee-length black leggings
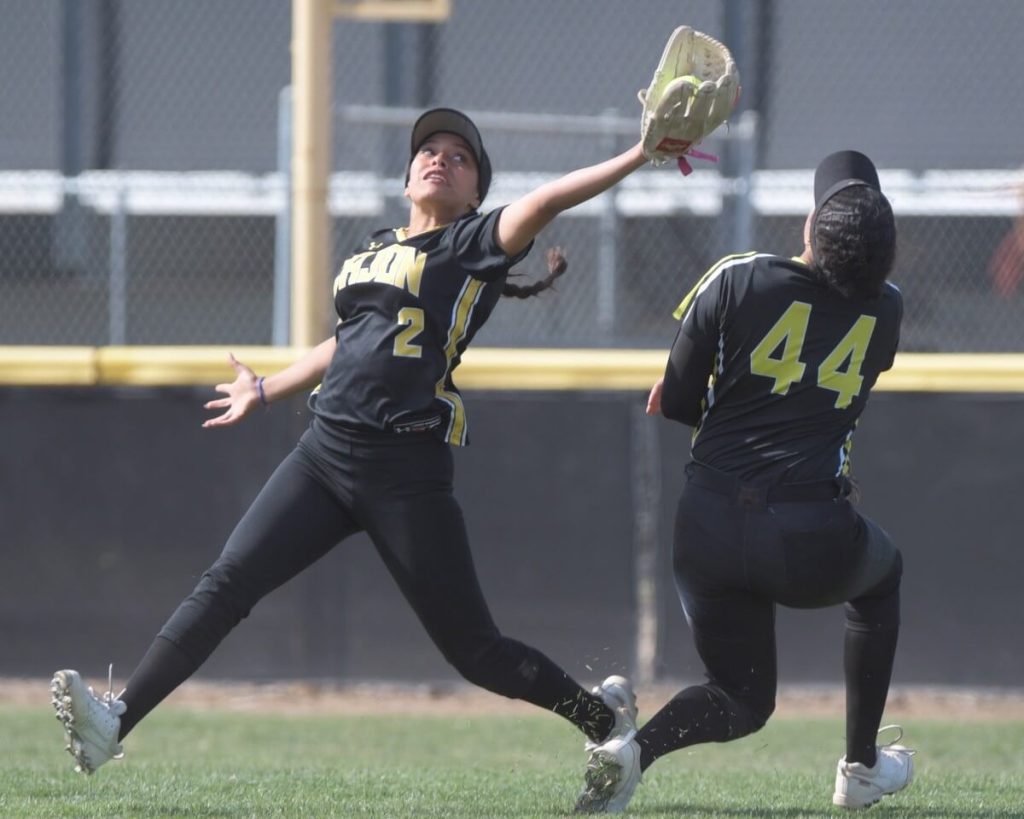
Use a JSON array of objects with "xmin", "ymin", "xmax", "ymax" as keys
[
  {"xmin": 636, "ymin": 463, "xmax": 903, "ymax": 770},
  {"xmin": 118, "ymin": 422, "xmax": 607, "ymax": 739}
]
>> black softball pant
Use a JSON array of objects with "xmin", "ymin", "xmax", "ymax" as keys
[
  {"xmin": 636, "ymin": 462, "xmax": 902, "ymax": 769},
  {"xmin": 156, "ymin": 422, "xmax": 551, "ymax": 700}
]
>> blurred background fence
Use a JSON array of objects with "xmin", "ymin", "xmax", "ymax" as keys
[
  {"xmin": 2, "ymin": 0, "xmax": 1024, "ymax": 350},
  {"xmin": 4, "ymin": 0, "xmax": 1024, "ymax": 689}
]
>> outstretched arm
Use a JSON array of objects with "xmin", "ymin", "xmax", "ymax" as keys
[
  {"xmin": 496, "ymin": 142, "xmax": 648, "ymax": 257},
  {"xmin": 202, "ymin": 337, "xmax": 337, "ymax": 428}
]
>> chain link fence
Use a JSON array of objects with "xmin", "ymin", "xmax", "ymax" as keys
[
  {"xmin": 0, "ymin": 0, "xmax": 287, "ymax": 345},
  {"xmin": 1, "ymin": 0, "xmax": 1023, "ymax": 350}
]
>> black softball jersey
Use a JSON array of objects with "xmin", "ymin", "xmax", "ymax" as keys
[
  {"xmin": 663, "ymin": 252, "xmax": 903, "ymax": 483},
  {"xmin": 311, "ymin": 208, "xmax": 529, "ymax": 446}
]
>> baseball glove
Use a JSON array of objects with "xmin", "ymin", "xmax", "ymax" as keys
[{"xmin": 639, "ymin": 26, "xmax": 741, "ymax": 172}]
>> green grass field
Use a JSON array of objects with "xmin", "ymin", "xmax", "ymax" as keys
[{"xmin": 2, "ymin": 704, "xmax": 1022, "ymax": 818}]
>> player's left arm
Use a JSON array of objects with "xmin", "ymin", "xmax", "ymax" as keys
[
  {"xmin": 881, "ymin": 284, "xmax": 904, "ymax": 370},
  {"xmin": 495, "ymin": 142, "xmax": 648, "ymax": 257}
]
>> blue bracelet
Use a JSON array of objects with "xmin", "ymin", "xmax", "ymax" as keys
[{"xmin": 257, "ymin": 376, "xmax": 268, "ymax": 407}]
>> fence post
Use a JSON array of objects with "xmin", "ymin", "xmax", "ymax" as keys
[
  {"xmin": 729, "ymin": 110, "xmax": 759, "ymax": 256},
  {"xmin": 108, "ymin": 185, "xmax": 128, "ymax": 345},
  {"xmin": 291, "ymin": 0, "xmax": 332, "ymax": 347},
  {"xmin": 630, "ymin": 402, "xmax": 661, "ymax": 686},
  {"xmin": 273, "ymin": 86, "xmax": 293, "ymax": 347},
  {"xmin": 55, "ymin": 0, "xmax": 87, "ymax": 276},
  {"xmin": 597, "ymin": 108, "xmax": 620, "ymax": 335}
]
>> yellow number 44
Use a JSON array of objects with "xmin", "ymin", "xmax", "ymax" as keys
[{"xmin": 750, "ymin": 301, "xmax": 877, "ymax": 409}]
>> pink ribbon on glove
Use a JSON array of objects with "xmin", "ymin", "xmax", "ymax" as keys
[{"xmin": 677, "ymin": 148, "xmax": 719, "ymax": 176}]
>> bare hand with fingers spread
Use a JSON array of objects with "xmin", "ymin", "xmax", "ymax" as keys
[{"xmin": 202, "ymin": 353, "xmax": 261, "ymax": 428}]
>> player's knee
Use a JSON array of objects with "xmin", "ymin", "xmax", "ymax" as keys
[
  {"xmin": 442, "ymin": 635, "xmax": 533, "ymax": 697},
  {"xmin": 707, "ymin": 683, "xmax": 775, "ymax": 736},
  {"xmin": 191, "ymin": 559, "xmax": 264, "ymax": 622},
  {"xmin": 449, "ymin": 658, "xmax": 497, "ymax": 691},
  {"xmin": 736, "ymin": 692, "xmax": 775, "ymax": 734},
  {"xmin": 443, "ymin": 640, "xmax": 501, "ymax": 687},
  {"xmin": 156, "ymin": 560, "xmax": 267, "ymax": 664},
  {"xmin": 845, "ymin": 596, "xmax": 900, "ymax": 633},
  {"xmin": 846, "ymin": 549, "xmax": 902, "ymax": 632},
  {"xmin": 748, "ymin": 696, "xmax": 775, "ymax": 732}
]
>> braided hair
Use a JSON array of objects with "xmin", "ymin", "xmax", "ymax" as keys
[
  {"xmin": 502, "ymin": 247, "xmax": 568, "ymax": 299},
  {"xmin": 812, "ymin": 187, "xmax": 896, "ymax": 300}
]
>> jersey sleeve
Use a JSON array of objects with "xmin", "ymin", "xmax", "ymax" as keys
[
  {"xmin": 872, "ymin": 282, "xmax": 905, "ymax": 370},
  {"xmin": 884, "ymin": 282, "xmax": 901, "ymax": 368},
  {"xmin": 671, "ymin": 256, "xmax": 731, "ymax": 344},
  {"xmin": 449, "ymin": 207, "xmax": 533, "ymax": 282},
  {"xmin": 661, "ymin": 325, "xmax": 717, "ymax": 425}
]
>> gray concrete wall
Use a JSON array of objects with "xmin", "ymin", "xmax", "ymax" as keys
[{"xmin": 2, "ymin": 387, "xmax": 1021, "ymax": 687}]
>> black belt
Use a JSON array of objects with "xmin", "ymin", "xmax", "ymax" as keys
[{"xmin": 685, "ymin": 461, "xmax": 849, "ymax": 505}]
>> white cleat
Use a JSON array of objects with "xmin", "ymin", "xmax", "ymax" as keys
[
  {"xmin": 51, "ymin": 668, "xmax": 126, "ymax": 775},
  {"xmin": 833, "ymin": 725, "xmax": 915, "ymax": 809},
  {"xmin": 586, "ymin": 675, "xmax": 638, "ymax": 751},
  {"xmin": 574, "ymin": 732, "xmax": 642, "ymax": 814}
]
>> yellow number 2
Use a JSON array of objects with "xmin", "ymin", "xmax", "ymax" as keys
[
  {"xmin": 393, "ymin": 307, "xmax": 425, "ymax": 358},
  {"xmin": 749, "ymin": 302, "xmax": 877, "ymax": 408}
]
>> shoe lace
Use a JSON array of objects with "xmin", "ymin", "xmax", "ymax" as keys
[
  {"xmin": 877, "ymin": 724, "xmax": 917, "ymax": 756},
  {"xmin": 86, "ymin": 664, "xmax": 126, "ymax": 714},
  {"xmin": 107, "ymin": 663, "xmax": 127, "ymax": 702}
]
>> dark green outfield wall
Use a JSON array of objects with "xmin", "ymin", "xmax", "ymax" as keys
[{"xmin": 2, "ymin": 388, "xmax": 1021, "ymax": 687}]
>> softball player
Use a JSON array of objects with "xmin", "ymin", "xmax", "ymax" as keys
[
  {"xmin": 52, "ymin": 108, "xmax": 649, "ymax": 776},
  {"xmin": 576, "ymin": 151, "xmax": 914, "ymax": 814}
]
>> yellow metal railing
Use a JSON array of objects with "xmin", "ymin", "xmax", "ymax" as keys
[{"xmin": 3, "ymin": 347, "xmax": 1024, "ymax": 392}]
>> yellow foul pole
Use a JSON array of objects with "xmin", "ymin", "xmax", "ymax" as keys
[{"xmin": 291, "ymin": 0, "xmax": 332, "ymax": 347}]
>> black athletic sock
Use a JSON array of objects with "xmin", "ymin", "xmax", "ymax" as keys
[
  {"xmin": 844, "ymin": 623, "xmax": 899, "ymax": 767},
  {"xmin": 517, "ymin": 652, "xmax": 614, "ymax": 743},
  {"xmin": 117, "ymin": 636, "xmax": 198, "ymax": 740}
]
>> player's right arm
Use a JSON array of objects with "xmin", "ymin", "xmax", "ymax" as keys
[
  {"xmin": 495, "ymin": 143, "xmax": 647, "ymax": 257},
  {"xmin": 657, "ymin": 256, "xmax": 733, "ymax": 425},
  {"xmin": 202, "ymin": 337, "xmax": 337, "ymax": 428},
  {"xmin": 660, "ymin": 326, "xmax": 716, "ymax": 425}
]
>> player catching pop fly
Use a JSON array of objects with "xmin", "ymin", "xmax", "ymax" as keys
[
  {"xmin": 50, "ymin": 24, "xmax": 742, "ymax": 810},
  {"xmin": 51, "ymin": 106, "xmax": 654, "ymax": 776},
  {"xmin": 574, "ymin": 151, "xmax": 915, "ymax": 814}
]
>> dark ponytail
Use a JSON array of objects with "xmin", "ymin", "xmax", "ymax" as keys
[
  {"xmin": 502, "ymin": 247, "xmax": 568, "ymax": 299},
  {"xmin": 813, "ymin": 187, "xmax": 896, "ymax": 300}
]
